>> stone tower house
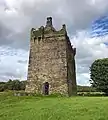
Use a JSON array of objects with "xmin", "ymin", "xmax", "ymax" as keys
[{"xmin": 25, "ymin": 17, "xmax": 77, "ymax": 96}]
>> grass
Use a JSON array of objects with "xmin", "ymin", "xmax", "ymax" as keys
[{"xmin": 0, "ymin": 92, "xmax": 108, "ymax": 120}]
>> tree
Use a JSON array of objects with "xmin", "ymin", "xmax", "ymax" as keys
[
  {"xmin": 0, "ymin": 79, "xmax": 26, "ymax": 92},
  {"xmin": 0, "ymin": 84, "xmax": 5, "ymax": 92},
  {"xmin": 90, "ymin": 58, "xmax": 108, "ymax": 95},
  {"xmin": 12, "ymin": 80, "xmax": 21, "ymax": 90},
  {"xmin": 5, "ymin": 79, "xmax": 13, "ymax": 90},
  {"xmin": 20, "ymin": 81, "xmax": 26, "ymax": 90},
  {"xmin": 77, "ymin": 85, "xmax": 96, "ymax": 92}
]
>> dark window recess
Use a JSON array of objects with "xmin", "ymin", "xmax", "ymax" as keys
[
  {"xmin": 34, "ymin": 37, "xmax": 36, "ymax": 42},
  {"xmin": 38, "ymin": 37, "xmax": 41, "ymax": 41}
]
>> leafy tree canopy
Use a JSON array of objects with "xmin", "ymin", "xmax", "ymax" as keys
[{"xmin": 90, "ymin": 58, "xmax": 108, "ymax": 95}]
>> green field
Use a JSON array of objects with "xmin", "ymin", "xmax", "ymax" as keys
[{"xmin": 0, "ymin": 92, "xmax": 108, "ymax": 120}]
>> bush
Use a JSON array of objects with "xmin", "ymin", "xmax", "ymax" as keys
[
  {"xmin": 0, "ymin": 80, "xmax": 26, "ymax": 92},
  {"xmin": 77, "ymin": 92, "xmax": 105, "ymax": 96}
]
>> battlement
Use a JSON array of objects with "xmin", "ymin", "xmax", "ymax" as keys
[{"xmin": 31, "ymin": 17, "xmax": 67, "ymax": 40}]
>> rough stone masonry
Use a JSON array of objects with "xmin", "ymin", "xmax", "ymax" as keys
[{"xmin": 25, "ymin": 17, "xmax": 77, "ymax": 96}]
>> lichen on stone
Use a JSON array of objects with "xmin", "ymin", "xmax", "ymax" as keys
[{"xmin": 30, "ymin": 23, "xmax": 67, "ymax": 40}]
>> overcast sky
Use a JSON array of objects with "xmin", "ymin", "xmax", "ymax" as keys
[{"xmin": 0, "ymin": 0, "xmax": 108, "ymax": 86}]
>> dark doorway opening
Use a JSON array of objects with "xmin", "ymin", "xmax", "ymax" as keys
[{"xmin": 43, "ymin": 82, "xmax": 49, "ymax": 95}]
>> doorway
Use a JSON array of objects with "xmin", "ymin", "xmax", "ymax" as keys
[{"xmin": 43, "ymin": 82, "xmax": 49, "ymax": 95}]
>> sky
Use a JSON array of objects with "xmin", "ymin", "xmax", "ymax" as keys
[{"xmin": 0, "ymin": 0, "xmax": 108, "ymax": 86}]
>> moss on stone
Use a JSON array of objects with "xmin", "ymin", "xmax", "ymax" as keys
[{"xmin": 30, "ymin": 26, "xmax": 66, "ymax": 40}]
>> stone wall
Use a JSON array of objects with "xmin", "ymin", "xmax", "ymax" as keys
[
  {"xmin": 26, "ymin": 35, "xmax": 68, "ymax": 94},
  {"xmin": 66, "ymin": 36, "xmax": 77, "ymax": 96},
  {"xmin": 25, "ymin": 17, "xmax": 77, "ymax": 96}
]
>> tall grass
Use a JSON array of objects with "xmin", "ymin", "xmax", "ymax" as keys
[{"xmin": 0, "ymin": 92, "xmax": 108, "ymax": 120}]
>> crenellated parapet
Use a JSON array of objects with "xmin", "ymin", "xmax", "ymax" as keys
[{"xmin": 31, "ymin": 17, "xmax": 67, "ymax": 40}]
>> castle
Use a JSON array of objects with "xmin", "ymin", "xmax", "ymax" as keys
[{"xmin": 25, "ymin": 17, "xmax": 77, "ymax": 96}]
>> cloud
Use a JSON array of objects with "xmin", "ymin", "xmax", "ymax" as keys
[
  {"xmin": 0, "ymin": 46, "xmax": 28, "ymax": 81},
  {"xmin": 0, "ymin": 0, "xmax": 108, "ymax": 48},
  {"xmin": 17, "ymin": 60, "xmax": 27, "ymax": 64},
  {"xmin": 0, "ymin": 0, "xmax": 108, "ymax": 85},
  {"xmin": 71, "ymin": 31, "xmax": 108, "ymax": 85}
]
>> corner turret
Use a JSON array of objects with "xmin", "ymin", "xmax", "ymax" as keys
[{"xmin": 46, "ymin": 17, "xmax": 53, "ymax": 27}]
